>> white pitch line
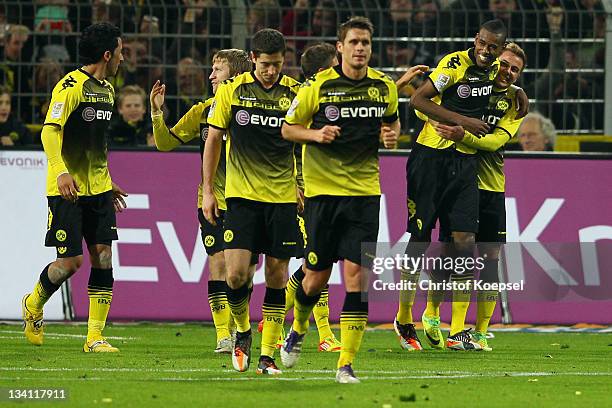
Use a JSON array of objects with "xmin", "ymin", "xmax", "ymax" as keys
[
  {"xmin": 1, "ymin": 367, "xmax": 610, "ymax": 378},
  {"xmin": 1, "ymin": 372, "xmax": 611, "ymax": 383},
  {"xmin": 0, "ymin": 330, "xmax": 138, "ymax": 340}
]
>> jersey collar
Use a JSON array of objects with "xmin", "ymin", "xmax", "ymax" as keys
[
  {"xmin": 78, "ymin": 68, "xmax": 106, "ymax": 86},
  {"xmin": 333, "ymin": 65, "xmax": 369, "ymax": 83},
  {"xmin": 250, "ymin": 70, "xmax": 284, "ymax": 92}
]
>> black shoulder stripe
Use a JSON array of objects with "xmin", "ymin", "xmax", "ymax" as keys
[
  {"xmin": 497, "ymin": 126, "xmax": 513, "ymax": 140},
  {"xmin": 169, "ymin": 129, "xmax": 185, "ymax": 144},
  {"xmin": 209, "ymin": 124, "xmax": 227, "ymax": 131},
  {"xmin": 382, "ymin": 112, "xmax": 399, "ymax": 123}
]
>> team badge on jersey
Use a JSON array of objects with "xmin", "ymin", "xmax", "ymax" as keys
[{"xmin": 279, "ymin": 96, "xmax": 292, "ymax": 110}]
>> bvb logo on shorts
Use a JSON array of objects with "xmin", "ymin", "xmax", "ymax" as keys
[
  {"xmin": 56, "ymin": 229, "xmax": 67, "ymax": 242},
  {"xmin": 367, "ymin": 87, "xmax": 380, "ymax": 99},
  {"xmin": 279, "ymin": 97, "xmax": 292, "ymax": 111},
  {"xmin": 407, "ymin": 199, "xmax": 416, "ymax": 220},
  {"xmin": 204, "ymin": 235, "xmax": 215, "ymax": 247},
  {"xmin": 57, "ymin": 247, "xmax": 67, "ymax": 255},
  {"xmin": 224, "ymin": 230, "xmax": 234, "ymax": 243},
  {"xmin": 308, "ymin": 251, "xmax": 318, "ymax": 266}
]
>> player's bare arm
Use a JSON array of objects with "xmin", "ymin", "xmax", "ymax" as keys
[
  {"xmin": 395, "ymin": 65, "xmax": 429, "ymax": 92},
  {"xmin": 281, "ymin": 123, "xmax": 340, "ymax": 144},
  {"xmin": 201, "ymin": 126, "xmax": 223, "ymax": 225},
  {"xmin": 411, "ymin": 80, "xmax": 490, "ymax": 136}
]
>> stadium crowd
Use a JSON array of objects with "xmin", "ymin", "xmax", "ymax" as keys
[{"xmin": 0, "ymin": 0, "xmax": 607, "ymax": 149}]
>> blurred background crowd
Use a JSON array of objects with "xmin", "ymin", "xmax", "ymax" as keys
[{"xmin": 0, "ymin": 0, "xmax": 609, "ymax": 151}]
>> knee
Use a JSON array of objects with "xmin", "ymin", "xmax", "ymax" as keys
[
  {"xmin": 91, "ymin": 245, "xmax": 112, "ymax": 269},
  {"xmin": 226, "ymin": 271, "xmax": 246, "ymax": 289},
  {"xmin": 50, "ymin": 256, "xmax": 83, "ymax": 282},
  {"xmin": 302, "ymin": 275, "xmax": 325, "ymax": 296}
]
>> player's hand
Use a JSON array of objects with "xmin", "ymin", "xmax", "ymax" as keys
[
  {"xmin": 380, "ymin": 125, "xmax": 398, "ymax": 149},
  {"xmin": 202, "ymin": 192, "xmax": 220, "ymax": 226},
  {"xmin": 150, "ymin": 80, "xmax": 165, "ymax": 113},
  {"xmin": 395, "ymin": 65, "xmax": 429, "ymax": 91},
  {"xmin": 457, "ymin": 116, "xmax": 489, "ymax": 137},
  {"xmin": 57, "ymin": 173, "xmax": 80, "ymax": 203},
  {"xmin": 0, "ymin": 136, "xmax": 14, "ymax": 146},
  {"xmin": 111, "ymin": 182, "xmax": 128, "ymax": 213},
  {"xmin": 434, "ymin": 123, "xmax": 466, "ymax": 141},
  {"xmin": 313, "ymin": 125, "xmax": 340, "ymax": 144},
  {"xmin": 515, "ymin": 88, "xmax": 529, "ymax": 119},
  {"xmin": 296, "ymin": 187, "xmax": 305, "ymax": 214}
]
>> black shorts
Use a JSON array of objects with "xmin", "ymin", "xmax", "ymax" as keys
[
  {"xmin": 223, "ymin": 198, "xmax": 298, "ymax": 259},
  {"xmin": 198, "ymin": 208, "xmax": 260, "ymax": 265},
  {"xmin": 45, "ymin": 191, "xmax": 118, "ymax": 258},
  {"xmin": 303, "ymin": 195, "xmax": 380, "ymax": 271},
  {"xmin": 407, "ymin": 144, "xmax": 479, "ymax": 239},
  {"xmin": 198, "ymin": 208, "xmax": 225, "ymax": 256},
  {"xmin": 476, "ymin": 190, "xmax": 506, "ymax": 243}
]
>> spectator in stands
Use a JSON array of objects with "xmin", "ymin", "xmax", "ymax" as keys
[
  {"xmin": 248, "ymin": 0, "xmax": 282, "ymax": 33},
  {"xmin": 168, "ymin": 0, "xmax": 224, "ymax": 64},
  {"xmin": 0, "ymin": 24, "xmax": 32, "ymax": 120},
  {"xmin": 166, "ymin": 57, "xmax": 207, "ymax": 123},
  {"xmin": 280, "ymin": 0, "xmax": 310, "ymax": 36},
  {"xmin": 525, "ymin": 6, "xmax": 594, "ymax": 130},
  {"xmin": 26, "ymin": 57, "xmax": 64, "ymax": 126},
  {"xmin": 134, "ymin": 54, "xmax": 163, "ymax": 96},
  {"xmin": 0, "ymin": 86, "xmax": 31, "ymax": 147},
  {"xmin": 106, "ymin": 85, "xmax": 153, "ymax": 147},
  {"xmin": 518, "ymin": 112, "xmax": 556, "ymax": 152},
  {"xmin": 139, "ymin": 14, "xmax": 163, "ymax": 57}
]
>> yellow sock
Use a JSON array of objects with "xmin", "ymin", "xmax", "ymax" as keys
[
  {"xmin": 337, "ymin": 292, "xmax": 367, "ymax": 368},
  {"xmin": 449, "ymin": 275, "xmax": 473, "ymax": 336},
  {"xmin": 476, "ymin": 290, "xmax": 498, "ymax": 334},
  {"xmin": 27, "ymin": 281, "xmax": 52, "ymax": 313},
  {"xmin": 87, "ymin": 268, "xmax": 114, "ymax": 342},
  {"xmin": 208, "ymin": 280, "xmax": 231, "ymax": 341},
  {"xmin": 261, "ymin": 287, "xmax": 285, "ymax": 357},
  {"xmin": 27, "ymin": 264, "xmax": 60, "ymax": 312},
  {"xmin": 313, "ymin": 286, "xmax": 334, "ymax": 341},
  {"xmin": 424, "ymin": 287, "xmax": 444, "ymax": 318},
  {"xmin": 285, "ymin": 267, "xmax": 304, "ymax": 314},
  {"xmin": 227, "ymin": 283, "xmax": 251, "ymax": 333},
  {"xmin": 292, "ymin": 283, "xmax": 319, "ymax": 335},
  {"xmin": 396, "ymin": 269, "xmax": 420, "ymax": 324}
]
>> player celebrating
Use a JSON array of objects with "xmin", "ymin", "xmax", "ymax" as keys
[
  {"xmin": 21, "ymin": 23, "xmax": 127, "ymax": 352},
  {"xmin": 394, "ymin": 19, "xmax": 509, "ymax": 352},
  {"xmin": 432, "ymin": 43, "xmax": 527, "ymax": 351},
  {"xmin": 202, "ymin": 29, "xmax": 300, "ymax": 375},
  {"xmin": 280, "ymin": 17, "xmax": 400, "ymax": 383},
  {"xmin": 149, "ymin": 49, "xmax": 252, "ymax": 354}
]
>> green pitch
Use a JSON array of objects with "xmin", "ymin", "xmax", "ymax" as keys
[{"xmin": 1, "ymin": 323, "xmax": 611, "ymax": 407}]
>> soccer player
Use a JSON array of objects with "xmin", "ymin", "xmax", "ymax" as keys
[
  {"xmin": 202, "ymin": 29, "xmax": 300, "ymax": 375},
  {"xmin": 394, "ymin": 19, "xmax": 509, "ymax": 352},
  {"xmin": 280, "ymin": 16, "xmax": 400, "ymax": 383},
  {"xmin": 21, "ymin": 23, "xmax": 127, "ymax": 352},
  {"xmin": 283, "ymin": 42, "xmax": 342, "ymax": 353},
  {"xmin": 149, "ymin": 49, "xmax": 252, "ymax": 354},
  {"xmin": 432, "ymin": 43, "xmax": 527, "ymax": 351}
]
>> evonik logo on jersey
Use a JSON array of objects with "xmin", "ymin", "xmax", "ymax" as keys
[
  {"xmin": 457, "ymin": 84, "xmax": 493, "ymax": 98},
  {"xmin": 82, "ymin": 107, "xmax": 112, "ymax": 122},
  {"xmin": 325, "ymin": 105, "xmax": 386, "ymax": 121},
  {"xmin": 235, "ymin": 110, "xmax": 284, "ymax": 127}
]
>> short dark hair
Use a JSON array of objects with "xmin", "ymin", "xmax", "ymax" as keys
[
  {"xmin": 337, "ymin": 16, "xmax": 374, "ymax": 43},
  {"xmin": 78, "ymin": 23, "xmax": 121, "ymax": 65},
  {"xmin": 480, "ymin": 19, "xmax": 507, "ymax": 42},
  {"xmin": 251, "ymin": 28, "xmax": 285, "ymax": 57},
  {"xmin": 301, "ymin": 42, "xmax": 337, "ymax": 77},
  {"xmin": 213, "ymin": 49, "xmax": 251, "ymax": 77}
]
